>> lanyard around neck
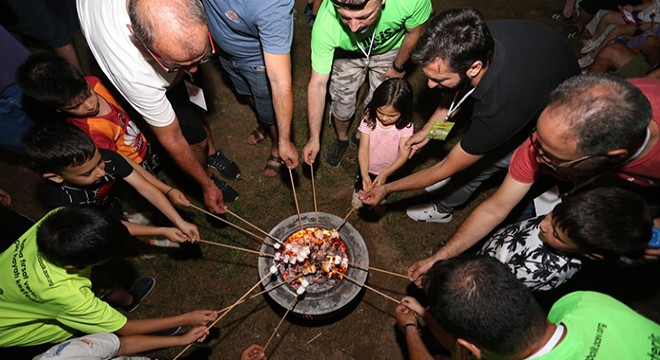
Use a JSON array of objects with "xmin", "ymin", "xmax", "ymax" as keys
[
  {"xmin": 356, "ymin": 30, "xmax": 377, "ymax": 61},
  {"xmin": 445, "ymin": 87, "xmax": 476, "ymax": 121}
]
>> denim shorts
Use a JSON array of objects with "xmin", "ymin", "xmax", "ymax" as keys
[{"xmin": 218, "ymin": 56, "xmax": 276, "ymax": 126}]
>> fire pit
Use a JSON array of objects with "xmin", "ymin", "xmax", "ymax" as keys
[{"xmin": 257, "ymin": 212, "xmax": 369, "ymax": 317}]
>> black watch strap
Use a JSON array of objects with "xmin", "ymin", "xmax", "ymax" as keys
[{"xmin": 392, "ymin": 61, "xmax": 406, "ymax": 73}]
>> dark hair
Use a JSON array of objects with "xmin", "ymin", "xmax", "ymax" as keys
[
  {"xmin": 16, "ymin": 52, "xmax": 88, "ymax": 109},
  {"xmin": 37, "ymin": 206, "xmax": 131, "ymax": 267},
  {"xmin": 128, "ymin": 0, "xmax": 208, "ymax": 51},
  {"xmin": 362, "ymin": 78, "xmax": 413, "ymax": 130},
  {"xmin": 330, "ymin": 0, "xmax": 370, "ymax": 10},
  {"xmin": 424, "ymin": 255, "xmax": 547, "ymax": 356},
  {"xmin": 411, "ymin": 9, "xmax": 494, "ymax": 75},
  {"xmin": 22, "ymin": 122, "xmax": 97, "ymax": 173},
  {"xmin": 552, "ymin": 187, "xmax": 652, "ymax": 257},
  {"xmin": 545, "ymin": 73, "xmax": 651, "ymax": 156}
]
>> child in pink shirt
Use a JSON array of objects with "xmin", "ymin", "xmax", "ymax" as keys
[{"xmin": 353, "ymin": 78, "xmax": 414, "ymax": 208}]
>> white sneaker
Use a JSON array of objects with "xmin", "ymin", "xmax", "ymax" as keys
[
  {"xmin": 580, "ymin": 32, "xmax": 607, "ymax": 54},
  {"xmin": 124, "ymin": 212, "xmax": 151, "ymax": 225},
  {"xmin": 406, "ymin": 203, "xmax": 453, "ymax": 223},
  {"xmin": 578, "ymin": 54, "xmax": 594, "ymax": 69},
  {"xmin": 424, "ymin": 177, "xmax": 451, "ymax": 192}
]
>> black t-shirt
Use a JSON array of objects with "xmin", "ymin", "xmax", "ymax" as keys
[
  {"xmin": 39, "ymin": 149, "xmax": 134, "ymax": 209},
  {"xmin": 460, "ymin": 20, "xmax": 580, "ymax": 156}
]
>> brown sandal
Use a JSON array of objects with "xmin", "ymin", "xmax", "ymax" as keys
[
  {"xmin": 246, "ymin": 127, "xmax": 266, "ymax": 145},
  {"xmin": 264, "ymin": 155, "xmax": 283, "ymax": 177}
]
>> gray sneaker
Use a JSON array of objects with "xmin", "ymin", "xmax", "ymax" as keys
[{"xmin": 406, "ymin": 203, "xmax": 453, "ymax": 223}]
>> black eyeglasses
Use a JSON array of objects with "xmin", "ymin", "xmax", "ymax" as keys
[
  {"xmin": 528, "ymin": 130, "xmax": 601, "ymax": 171},
  {"xmin": 134, "ymin": 30, "xmax": 215, "ymax": 73}
]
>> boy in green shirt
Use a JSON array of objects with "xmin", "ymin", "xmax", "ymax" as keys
[{"xmin": 0, "ymin": 207, "xmax": 216, "ymax": 349}]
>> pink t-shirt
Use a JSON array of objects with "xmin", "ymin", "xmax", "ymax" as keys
[
  {"xmin": 509, "ymin": 78, "xmax": 660, "ymax": 187},
  {"xmin": 358, "ymin": 118, "xmax": 413, "ymax": 175}
]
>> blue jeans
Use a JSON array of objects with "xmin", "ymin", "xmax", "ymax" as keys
[
  {"xmin": 218, "ymin": 56, "xmax": 276, "ymax": 126},
  {"xmin": 0, "ymin": 84, "xmax": 33, "ymax": 155}
]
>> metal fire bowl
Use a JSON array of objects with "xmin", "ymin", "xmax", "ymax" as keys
[{"xmin": 257, "ymin": 212, "xmax": 369, "ymax": 317}]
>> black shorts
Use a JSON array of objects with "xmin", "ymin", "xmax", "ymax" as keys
[{"xmin": 165, "ymin": 80, "xmax": 208, "ymax": 145}]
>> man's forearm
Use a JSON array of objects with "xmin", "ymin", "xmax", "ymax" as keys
[
  {"xmin": 393, "ymin": 26, "xmax": 424, "ymax": 68},
  {"xmin": 151, "ymin": 123, "xmax": 212, "ymax": 189},
  {"xmin": 307, "ymin": 82, "xmax": 326, "ymax": 142},
  {"xmin": 404, "ymin": 327, "xmax": 434, "ymax": 360},
  {"xmin": 264, "ymin": 52, "xmax": 294, "ymax": 143}
]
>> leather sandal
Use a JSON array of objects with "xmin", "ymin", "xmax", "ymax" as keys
[
  {"xmin": 246, "ymin": 127, "xmax": 266, "ymax": 145},
  {"xmin": 264, "ymin": 154, "xmax": 283, "ymax": 177}
]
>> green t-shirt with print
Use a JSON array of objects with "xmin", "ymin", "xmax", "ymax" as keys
[
  {"xmin": 310, "ymin": 0, "xmax": 431, "ymax": 74},
  {"xmin": 539, "ymin": 291, "xmax": 660, "ymax": 359},
  {"xmin": 0, "ymin": 209, "xmax": 127, "ymax": 347}
]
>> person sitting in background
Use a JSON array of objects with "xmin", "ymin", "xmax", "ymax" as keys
[
  {"xmin": 0, "ymin": 207, "xmax": 216, "ymax": 350},
  {"xmin": 16, "ymin": 52, "xmax": 159, "ymax": 173},
  {"xmin": 478, "ymin": 187, "xmax": 652, "ymax": 291},
  {"xmin": 396, "ymin": 255, "xmax": 660, "ymax": 359},
  {"xmin": 588, "ymin": 35, "xmax": 660, "ymax": 77},
  {"xmin": 22, "ymin": 122, "xmax": 199, "ymax": 246}
]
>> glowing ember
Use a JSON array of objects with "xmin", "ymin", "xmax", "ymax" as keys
[{"xmin": 273, "ymin": 227, "xmax": 349, "ymax": 293}]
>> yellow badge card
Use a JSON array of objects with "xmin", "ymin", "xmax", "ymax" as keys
[{"xmin": 426, "ymin": 121, "xmax": 455, "ymax": 141}]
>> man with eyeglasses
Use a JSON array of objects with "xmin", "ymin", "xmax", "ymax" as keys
[
  {"xmin": 77, "ymin": 0, "xmax": 239, "ymax": 214},
  {"xmin": 407, "ymin": 74, "xmax": 660, "ymax": 286},
  {"xmin": 359, "ymin": 9, "xmax": 580, "ymax": 224},
  {"xmin": 302, "ymin": 0, "xmax": 432, "ymax": 167},
  {"xmin": 202, "ymin": 0, "xmax": 299, "ymax": 178}
]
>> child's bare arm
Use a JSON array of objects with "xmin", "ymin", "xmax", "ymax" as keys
[
  {"xmin": 125, "ymin": 156, "xmax": 190, "ymax": 207},
  {"xmin": 120, "ymin": 156, "xmax": 199, "ymax": 241},
  {"xmin": 358, "ymin": 132, "xmax": 372, "ymax": 190},
  {"xmin": 117, "ymin": 310, "xmax": 217, "ymax": 336},
  {"xmin": 116, "ymin": 326, "xmax": 209, "ymax": 356}
]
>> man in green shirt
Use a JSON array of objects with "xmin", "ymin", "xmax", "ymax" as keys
[
  {"xmin": 302, "ymin": 0, "xmax": 431, "ymax": 166},
  {"xmin": 0, "ymin": 206, "xmax": 216, "ymax": 348},
  {"xmin": 396, "ymin": 255, "xmax": 660, "ymax": 359}
]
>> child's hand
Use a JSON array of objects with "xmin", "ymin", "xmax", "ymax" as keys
[
  {"xmin": 167, "ymin": 188, "xmax": 190, "ymax": 207},
  {"xmin": 400, "ymin": 296, "xmax": 427, "ymax": 318},
  {"xmin": 178, "ymin": 326, "xmax": 210, "ymax": 345},
  {"xmin": 0, "ymin": 188, "xmax": 10, "ymax": 207},
  {"xmin": 184, "ymin": 310, "xmax": 218, "ymax": 326},
  {"xmin": 241, "ymin": 344, "xmax": 267, "ymax": 360},
  {"xmin": 160, "ymin": 227, "xmax": 191, "ymax": 243},
  {"xmin": 373, "ymin": 174, "xmax": 387, "ymax": 187},
  {"xmin": 177, "ymin": 221, "xmax": 199, "ymax": 242},
  {"xmin": 362, "ymin": 177, "xmax": 373, "ymax": 192}
]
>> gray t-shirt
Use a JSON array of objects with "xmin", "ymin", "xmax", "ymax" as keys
[{"xmin": 203, "ymin": 0, "xmax": 294, "ymax": 66}]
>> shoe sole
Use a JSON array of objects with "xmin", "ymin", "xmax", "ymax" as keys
[{"xmin": 408, "ymin": 216, "xmax": 453, "ymax": 224}]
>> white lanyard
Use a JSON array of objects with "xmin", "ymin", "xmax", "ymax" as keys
[
  {"xmin": 445, "ymin": 87, "xmax": 476, "ymax": 121},
  {"xmin": 356, "ymin": 30, "xmax": 377, "ymax": 61}
]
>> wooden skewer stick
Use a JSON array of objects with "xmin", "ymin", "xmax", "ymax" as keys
[
  {"xmin": 263, "ymin": 295, "xmax": 299, "ymax": 351},
  {"xmin": 196, "ymin": 239, "xmax": 273, "ymax": 257},
  {"xmin": 216, "ymin": 275, "xmax": 302, "ymax": 314},
  {"xmin": 172, "ymin": 271, "xmax": 275, "ymax": 360},
  {"xmin": 338, "ymin": 271, "xmax": 400, "ymax": 305},
  {"xmin": 188, "ymin": 204, "xmax": 265, "ymax": 244},
  {"xmin": 305, "ymin": 332, "xmax": 323, "ymax": 345},
  {"xmin": 288, "ymin": 168, "xmax": 304, "ymax": 230},
  {"xmin": 336, "ymin": 206, "xmax": 357, "ymax": 231},
  {"xmin": 348, "ymin": 262, "xmax": 409, "ymax": 280},
  {"xmin": 224, "ymin": 208, "xmax": 284, "ymax": 244},
  {"xmin": 310, "ymin": 166, "xmax": 319, "ymax": 227}
]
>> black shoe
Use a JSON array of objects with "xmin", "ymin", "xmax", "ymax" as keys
[
  {"xmin": 120, "ymin": 276, "xmax": 156, "ymax": 313},
  {"xmin": 208, "ymin": 151, "xmax": 241, "ymax": 179},
  {"xmin": 548, "ymin": 10, "xmax": 573, "ymax": 26},
  {"xmin": 211, "ymin": 175, "xmax": 239, "ymax": 203},
  {"xmin": 326, "ymin": 139, "xmax": 349, "ymax": 166}
]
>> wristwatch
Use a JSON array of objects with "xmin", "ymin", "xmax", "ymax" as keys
[
  {"xmin": 401, "ymin": 322, "xmax": 420, "ymax": 332},
  {"xmin": 392, "ymin": 61, "xmax": 406, "ymax": 73}
]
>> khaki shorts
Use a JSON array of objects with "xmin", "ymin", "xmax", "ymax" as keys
[
  {"xmin": 613, "ymin": 52, "xmax": 651, "ymax": 79},
  {"xmin": 329, "ymin": 48, "xmax": 398, "ymax": 121}
]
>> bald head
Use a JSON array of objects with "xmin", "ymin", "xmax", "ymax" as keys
[{"xmin": 128, "ymin": 0, "xmax": 208, "ymax": 60}]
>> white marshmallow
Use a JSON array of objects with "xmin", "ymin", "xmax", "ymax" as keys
[
  {"xmin": 296, "ymin": 286, "xmax": 306, "ymax": 295},
  {"xmin": 273, "ymin": 243, "xmax": 281, "ymax": 249},
  {"xmin": 334, "ymin": 256, "xmax": 341, "ymax": 265},
  {"xmin": 274, "ymin": 252, "xmax": 281, "ymax": 261},
  {"xmin": 285, "ymin": 244, "xmax": 292, "ymax": 251},
  {"xmin": 269, "ymin": 265, "xmax": 278, "ymax": 274},
  {"xmin": 301, "ymin": 279, "xmax": 310, "ymax": 287},
  {"xmin": 297, "ymin": 255, "xmax": 305, "ymax": 262},
  {"xmin": 283, "ymin": 254, "xmax": 290, "ymax": 263}
]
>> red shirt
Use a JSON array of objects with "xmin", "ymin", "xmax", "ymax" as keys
[
  {"xmin": 509, "ymin": 78, "xmax": 660, "ymax": 187},
  {"xmin": 68, "ymin": 76, "xmax": 148, "ymax": 163}
]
